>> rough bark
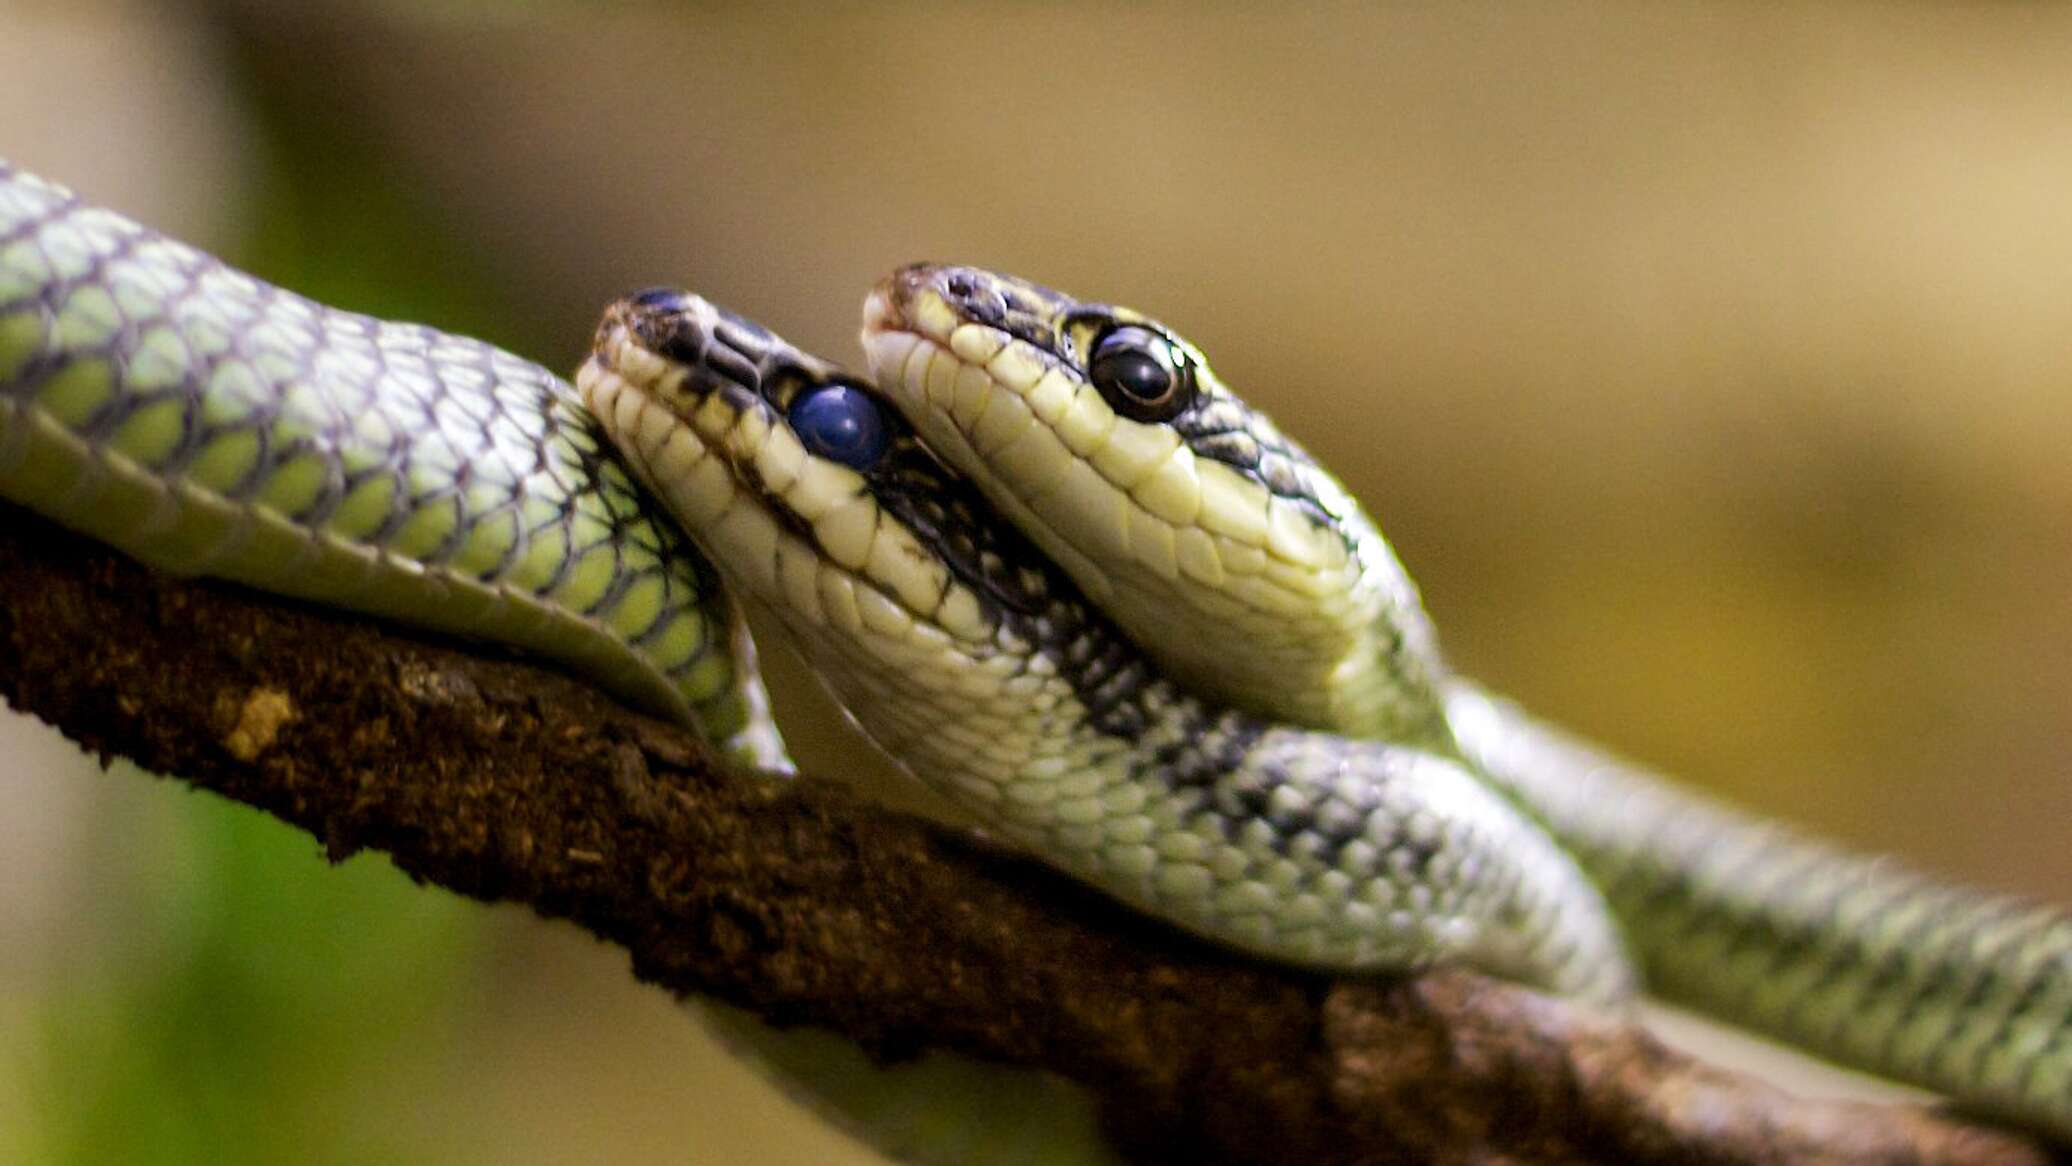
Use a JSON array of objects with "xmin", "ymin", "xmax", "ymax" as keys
[{"xmin": 0, "ymin": 504, "xmax": 2053, "ymax": 1166}]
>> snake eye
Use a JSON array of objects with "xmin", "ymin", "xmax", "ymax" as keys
[
  {"xmin": 1088, "ymin": 326, "xmax": 1195, "ymax": 421},
  {"xmin": 789, "ymin": 382, "xmax": 888, "ymax": 471}
]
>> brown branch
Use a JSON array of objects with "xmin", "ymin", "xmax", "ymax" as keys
[{"xmin": 0, "ymin": 503, "xmax": 2051, "ymax": 1166}]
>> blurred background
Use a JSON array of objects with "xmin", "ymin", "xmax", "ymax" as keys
[{"xmin": 4, "ymin": 1, "xmax": 2070, "ymax": 1161}]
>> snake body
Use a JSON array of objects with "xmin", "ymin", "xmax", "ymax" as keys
[
  {"xmin": 860, "ymin": 264, "xmax": 2072, "ymax": 1139},
  {"xmin": 4, "ymin": 162, "xmax": 2070, "ymax": 1145},
  {"xmin": 0, "ymin": 160, "xmax": 783, "ymax": 769}
]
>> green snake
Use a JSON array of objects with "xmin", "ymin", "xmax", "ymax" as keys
[{"xmin": 4, "ymin": 160, "xmax": 2069, "ymax": 1147}]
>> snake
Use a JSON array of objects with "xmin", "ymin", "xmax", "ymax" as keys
[{"xmin": 3, "ymin": 159, "xmax": 2069, "ymax": 1149}]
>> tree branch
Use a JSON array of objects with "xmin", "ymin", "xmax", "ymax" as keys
[{"xmin": 0, "ymin": 503, "xmax": 2050, "ymax": 1166}]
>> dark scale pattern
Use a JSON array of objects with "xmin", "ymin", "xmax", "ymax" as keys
[
  {"xmin": 0, "ymin": 161, "xmax": 776, "ymax": 758},
  {"xmin": 628, "ymin": 290, "xmax": 799, "ymax": 411},
  {"xmin": 942, "ymin": 266, "xmax": 1076, "ymax": 359},
  {"xmin": 1131, "ymin": 703, "xmax": 1258, "ymax": 795},
  {"xmin": 1238, "ymin": 753, "xmax": 1392, "ymax": 869}
]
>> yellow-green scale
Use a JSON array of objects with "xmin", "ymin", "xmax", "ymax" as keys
[{"xmin": 0, "ymin": 160, "xmax": 782, "ymax": 768}]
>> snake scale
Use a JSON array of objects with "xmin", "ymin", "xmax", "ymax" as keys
[{"xmin": 3, "ymin": 160, "xmax": 2068, "ymax": 1149}]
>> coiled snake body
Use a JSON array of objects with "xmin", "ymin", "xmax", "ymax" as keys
[{"xmin": 4, "ymin": 161, "xmax": 2069, "ymax": 1147}]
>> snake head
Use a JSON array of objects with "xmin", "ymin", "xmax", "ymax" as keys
[
  {"xmin": 579, "ymin": 288, "xmax": 1074, "ymax": 693},
  {"xmin": 861, "ymin": 264, "xmax": 1453, "ymax": 744}
]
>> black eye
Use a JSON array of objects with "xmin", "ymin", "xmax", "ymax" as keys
[
  {"xmin": 789, "ymin": 382, "xmax": 889, "ymax": 470},
  {"xmin": 1088, "ymin": 326, "xmax": 1194, "ymax": 421}
]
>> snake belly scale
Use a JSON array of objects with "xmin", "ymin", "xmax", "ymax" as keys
[{"xmin": 4, "ymin": 159, "xmax": 2070, "ymax": 1147}]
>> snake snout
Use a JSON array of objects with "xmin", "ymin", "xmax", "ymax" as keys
[
  {"xmin": 864, "ymin": 264, "xmax": 936, "ymax": 334},
  {"xmin": 614, "ymin": 288, "xmax": 772, "ymax": 401},
  {"xmin": 866, "ymin": 263, "xmax": 1009, "ymax": 340},
  {"xmin": 616, "ymin": 287, "xmax": 710, "ymax": 370}
]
